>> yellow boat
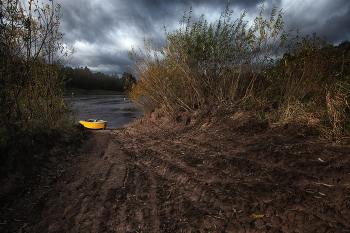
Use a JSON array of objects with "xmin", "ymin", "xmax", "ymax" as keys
[{"xmin": 79, "ymin": 119, "xmax": 107, "ymax": 130}]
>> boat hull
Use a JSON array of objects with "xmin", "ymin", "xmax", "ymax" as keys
[{"xmin": 79, "ymin": 120, "xmax": 107, "ymax": 130}]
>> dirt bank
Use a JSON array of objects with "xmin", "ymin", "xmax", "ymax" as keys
[{"xmin": 1, "ymin": 105, "xmax": 350, "ymax": 232}]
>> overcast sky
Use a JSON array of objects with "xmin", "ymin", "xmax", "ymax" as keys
[{"xmin": 51, "ymin": 0, "xmax": 350, "ymax": 75}]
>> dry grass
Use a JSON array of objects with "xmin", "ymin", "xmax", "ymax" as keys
[{"xmin": 128, "ymin": 3, "xmax": 350, "ymax": 140}]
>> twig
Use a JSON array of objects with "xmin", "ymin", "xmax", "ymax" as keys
[
  {"xmin": 206, "ymin": 215, "xmax": 225, "ymax": 220},
  {"xmin": 313, "ymin": 182, "xmax": 334, "ymax": 187},
  {"xmin": 150, "ymin": 121, "xmax": 168, "ymax": 132},
  {"xmin": 264, "ymin": 171, "xmax": 278, "ymax": 185},
  {"xmin": 123, "ymin": 167, "xmax": 129, "ymax": 189}
]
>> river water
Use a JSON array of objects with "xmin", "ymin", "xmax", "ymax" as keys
[{"xmin": 64, "ymin": 95, "xmax": 143, "ymax": 129}]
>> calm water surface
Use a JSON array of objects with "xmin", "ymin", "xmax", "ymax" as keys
[{"xmin": 64, "ymin": 95, "xmax": 143, "ymax": 129}]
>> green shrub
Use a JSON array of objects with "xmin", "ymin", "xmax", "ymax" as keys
[{"xmin": 129, "ymin": 3, "xmax": 286, "ymax": 115}]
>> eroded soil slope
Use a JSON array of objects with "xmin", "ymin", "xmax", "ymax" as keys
[{"xmin": 1, "ymin": 105, "xmax": 350, "ymax": 232}]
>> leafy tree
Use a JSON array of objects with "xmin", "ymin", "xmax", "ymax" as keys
[
  {"xmin": 0, "ymin": 0, "xmax": 72, "ymax": 175},
  {"xmin": 121, "ymin": 72, "xmax": 136, "ymax": 91}
]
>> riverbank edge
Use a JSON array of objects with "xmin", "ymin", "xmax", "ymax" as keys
[{"xmin": 65, "ymin": 87, "xmax": 125, "ymax": 96}]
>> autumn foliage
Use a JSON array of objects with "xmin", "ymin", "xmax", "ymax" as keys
[
  {"xmin": 129, "ymin": 3, "xmax": 350, "ymax": 140},
  {"xmin": 0, "ymin": 0, "xmax": 73, "ymax": 175}
]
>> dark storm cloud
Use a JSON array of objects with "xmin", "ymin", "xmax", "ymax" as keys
[
  {"xmin": 59, "ymin": 1, "xmax": 119, "ymax": 44},
  {"xmin": 280, "ymin": 0, "xmax": 350, "ymax": 45},
  {"xmin": 307, "ymin": 3, "xmax": 350, "ymax": 45},
  {"xmin": 323, "ymin": 7, "xmax": 350, "ymax": 44},
  {"xmin": 53, "ymin": 0, "xmax": 350, "ymax": 75}
]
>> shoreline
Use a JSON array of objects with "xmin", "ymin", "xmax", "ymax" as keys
[{"xmin": 64, "ymin": 87, "xmax": 125, "ymax": 96}]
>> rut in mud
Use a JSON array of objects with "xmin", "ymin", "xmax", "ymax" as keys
[{"xmin": 1, "ymin": 106, "xmax": 350, "ymax": 232}]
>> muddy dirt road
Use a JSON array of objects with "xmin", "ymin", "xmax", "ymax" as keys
[{"xmin": 1, "ymin": 107, "xmax": 350, "ymax": 232}]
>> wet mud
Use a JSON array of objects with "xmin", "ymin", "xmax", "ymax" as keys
[{"xmin": 1, "ymin": 105, "xmax": 350, "ymax": 232}]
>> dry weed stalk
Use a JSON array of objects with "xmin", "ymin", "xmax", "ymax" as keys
[
  {"xmin": 326, "ymin": 86, "xmax": 350, "ymax": 139},
  {"xmin": 129, "ymin": 3, "xmax": 286, "ymax": 116}
]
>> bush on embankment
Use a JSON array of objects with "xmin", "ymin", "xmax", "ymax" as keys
[{"xmin": 128, "ymin": 3, "xmax": 350, "ymax": 140}]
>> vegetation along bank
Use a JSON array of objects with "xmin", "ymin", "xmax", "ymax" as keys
[{"xmin": 0, "ymin": 1, "xmax": 350, "ymax": 232}]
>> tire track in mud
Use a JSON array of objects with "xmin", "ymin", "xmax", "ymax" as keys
[
  {"xmin": 74, "ymin": 136, "xmax": 127, "ymax": 232},
  {"xmin": 15, "ymin": 117, "xmax": 349, "ymax": 232},
  {"xmin": 111, "ymin": 166, "xmax": 161, "ymax": 232},
  {"xmin": 117, "ymin": 128, "xmax": 278, "ymax": 231},
  {"xmin": 29, "ymin": 131, "xmax": 129, "ymax": 232},
  {"xmin": 116, "ymin": 123, "xmax": 350, "ymax": 232},
  {"xmin": 208, "ymin": 135, "xmax": 350, "ymax": 230},
  {"xmin": 179, "ymin": 131, "xmax": 348, "ymax": 192},
  {"xmin": 116, "ymin": 130, "xmax": 226, "ymax": 231},
  {"xmin": 108, "ymin": 131, "xmax": 162, "ymax": 232},
  {"xmin": 201, "ymin": 136, "xmax": 350, "ymax": 229}
]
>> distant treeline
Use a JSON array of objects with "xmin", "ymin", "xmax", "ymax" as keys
[{"xmin": 61, "ymin": 66, "xmax": 136, "ymax": 92}]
